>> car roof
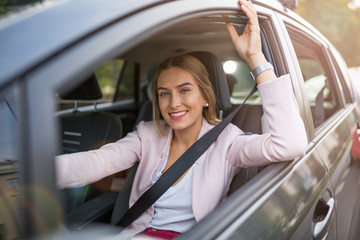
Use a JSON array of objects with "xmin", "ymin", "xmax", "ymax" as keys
[
  {"xmin": 0, "ymin": 0, "xmax": 294, "ymax": 86},
  {"xmin": 0, "ymin": 0, "xmax": 163, "ymax": 86}
]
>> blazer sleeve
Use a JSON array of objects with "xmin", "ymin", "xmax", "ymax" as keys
[
  {"xmin": 55, "ymin": 122, "xmax": 145, "ymax": 188},
  {"xmin": 227, "ymin": 74, "xmax": 308, "ymax": 168}
]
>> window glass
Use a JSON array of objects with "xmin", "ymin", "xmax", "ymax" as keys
[
  {"xmin": 329, "ymin": 50, "xmax": 353, "ymax": 104},
  {"xmin": 95, "ymin": 59, "xmax": 125, "ymax": 101},
  {"xmin": 57, "ymin": 61, "xmax": 122, "ymax": 110},
  {"xmin": 58, "ymin": 59, "xmax": 137, "ymax": 110},
  {"xmin": 58, "ymin": 59, "xmax": 136, "ymax": 110},
  {"xmin": 113, "ymin": 61, "xmax": 136, "ymax": 101},
  {"xmin": 286, "ymin": 27, "xmax": 340, "ymax": 128}
]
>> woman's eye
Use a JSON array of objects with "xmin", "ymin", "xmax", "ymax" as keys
[
  {"xmin": 159, "ymin": 92, "xmax": 169, "ymax": 97},
  {"xmin": 180, "ymin": 88, "xmax": 190, "ymax": 94}
]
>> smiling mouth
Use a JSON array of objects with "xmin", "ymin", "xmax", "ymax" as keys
[{"xmin": 169, "ymin": 110, "xmax": 188, "ymax": 119}]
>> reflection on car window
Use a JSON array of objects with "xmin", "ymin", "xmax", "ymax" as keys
[
  {"xmin": 0, "ymin": 89, "xmax": 18, "ymax": 163},
  {"xmin": 287, "ymin": 26, "xmax": 340, "ymax": 129}
]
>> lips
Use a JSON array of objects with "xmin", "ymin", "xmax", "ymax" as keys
[{"xmin": 169, "ymin": 110, "xmax": 188, "ymax": 120}]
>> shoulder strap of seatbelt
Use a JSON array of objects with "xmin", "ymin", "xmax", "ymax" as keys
[{"xmin": 116, "ymin": 84, "xmax": 257, "ymax": 228}]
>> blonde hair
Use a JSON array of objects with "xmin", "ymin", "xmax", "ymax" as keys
[{"xmin": 152, "ymin": 54, "xmax": 219, "ymax": 135}]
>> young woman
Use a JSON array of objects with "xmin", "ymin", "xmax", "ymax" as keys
[{"xmin": 56, "ymin": 0, "xmax": 308, "ymax": 239}]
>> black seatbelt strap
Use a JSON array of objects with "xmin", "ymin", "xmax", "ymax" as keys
[{"xmin": 116, "ymin": 84, "xmax": 257, "ymax": 228}]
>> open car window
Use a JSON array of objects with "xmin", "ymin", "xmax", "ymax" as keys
[{"xmin": 54, "ymin": 9, "xmax": 287, "ymax": 236}]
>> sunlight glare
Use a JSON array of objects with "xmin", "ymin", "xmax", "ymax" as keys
[{"xmin": 223, "ymin": 61, "xmax": 237, "ymax": 74}]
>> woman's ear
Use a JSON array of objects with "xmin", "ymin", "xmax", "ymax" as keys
[{"xmin": 203, "ymin": 98, "xmax": 209, "ymax": 107}]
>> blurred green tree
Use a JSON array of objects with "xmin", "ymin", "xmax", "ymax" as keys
[
  {"xmin": 0, "ymin": 0, "xmax": 41, "ymax": 16},
  {"xmin": 296, "ymin": 0, "xmax": 360, "ymax": 67}
]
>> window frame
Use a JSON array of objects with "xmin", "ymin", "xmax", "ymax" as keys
[
  {"xmin": 280, "ymin": 16, "xmax": 347, "ymax": 138},
  {"xmin": 287, "ymin": 27, "xmax": 342, "ymax": 124},
  {"xmin": 18, "ymin": 2, "xmax": 284, "ymax": 237}
]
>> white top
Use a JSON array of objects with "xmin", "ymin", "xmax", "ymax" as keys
[{"xmin": 148, "ymin": 155, "xmax": 196, "ymax": 233}]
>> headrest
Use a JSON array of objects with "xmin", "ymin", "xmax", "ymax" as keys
[
  {"xmin": 61, "ymin": 74, "xmax": 102, "ymax": 100},
  {"xmin": 226, "ymin": 74, "xmax": 237, "ymax": 95},
  {"xmin": 188, "ymin": 51, "xmax": 232, "ymax": 111}
]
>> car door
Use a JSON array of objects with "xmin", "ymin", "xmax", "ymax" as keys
[
  {"xmin": 321, "ymin": 47, "xmax": 360, "ymax": 239},
  {"xmin": 281, "ymin": 14, "xmax": 360, "ymax": 240}
]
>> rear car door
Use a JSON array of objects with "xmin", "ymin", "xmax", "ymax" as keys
[
  {"xmin": 327, "ymin": 45, "xmax": 360, "ymax": 240},
  {"xmin": 281, "ymin": 13, "xmax": 360, "ymax": 240}
]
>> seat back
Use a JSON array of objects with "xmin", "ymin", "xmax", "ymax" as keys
[
  {"xmin": 188, "ymin": 51, "xmax": 232, "ymax": 114},
  {"xmin": 60, "ymin": 75, "xmax": 123, "ymax": 153},
  {"xmin": 61, "ymin": 111, "xmax": 122, "ymax": 153},
  {"xmin": 59, "ymin": 75, "xmax": 123, "ymax": 212},
  {"xmin": 231, "ymin": 104, "xmax": 263, "ymax": 135}
]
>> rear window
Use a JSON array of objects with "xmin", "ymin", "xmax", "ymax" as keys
[
  {"xmin": 286, "ymin": 25, "xmax": 341, "ymax": 129},
  {"xmin": 58, "ymin": 59, "xmax": 137, "ymax": 110}
]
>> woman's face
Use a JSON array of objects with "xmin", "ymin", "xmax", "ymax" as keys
[{"xmin": 157, "ymin": 67, "xmax": 206, "ymax": 134}]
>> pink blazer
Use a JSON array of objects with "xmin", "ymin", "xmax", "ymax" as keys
[{"xmin": 56, "ymin": 74, "xmax": 308, "ymax": 235}]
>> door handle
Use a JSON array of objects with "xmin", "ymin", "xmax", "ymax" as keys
[{"xmin": 312, "ymin": 198, "xmax": 335, "ymax": 240}]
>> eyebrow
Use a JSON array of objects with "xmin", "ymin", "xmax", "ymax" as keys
[{"xmin": 157, "ymin": 82, "xmax": 194, "ymax": 91}]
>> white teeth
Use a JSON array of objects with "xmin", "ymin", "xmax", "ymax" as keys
[{"xmin": 171, "ymin": 111, "xmax": 186, "ymax": 117}]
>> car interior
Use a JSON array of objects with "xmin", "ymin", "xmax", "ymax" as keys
[{"xmin": 56, "ymin": 14, "xmax": 277, "ymax": 230}]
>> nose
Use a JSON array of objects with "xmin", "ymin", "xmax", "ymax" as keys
[{"xmin": 170, "ymin": 93, "xmax": 181, "ymax": 109}]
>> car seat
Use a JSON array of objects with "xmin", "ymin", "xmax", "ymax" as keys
[{"xmin": 59, "ymin": 74, "xmax": 123, "ymax": 213}]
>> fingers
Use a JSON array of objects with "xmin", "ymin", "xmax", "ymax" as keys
[
  {"xmin": 226, "ymin": 0, "xmax": 253, "ymax": 41},
  {"xmin": 238, "ymin": 0, "xmax": 258, "ymax": 24},
  {"xmin": 226, "ymin": 0, "xmax": 260, "ymax": 44},
  {"xmin": 226, "ymin": 23, "xmax": 239, "ymax": 43},
  {"xmin": 238, "ymin": 0, "xmax": 255, "ymax": 14}
]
